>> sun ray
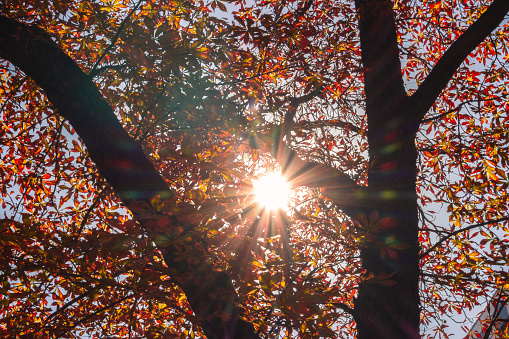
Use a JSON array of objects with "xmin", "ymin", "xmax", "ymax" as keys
[{"xmin": 253, "ymin": 172, "xmax": 291, "ymax": 211}]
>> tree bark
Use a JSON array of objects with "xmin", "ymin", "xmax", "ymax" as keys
[
  {"xmin": 354, "ymin": 119, "xmax": 421, "ymax": 339},
  {"xmin": 0, "ymin": 14, "xmax": 259, "ymax": 339},
  {"xmin": 353, "ymin": 1, "xmax": 420, "ymax": 338},
  {"xmin": 353, "ymin": 1, "xmax": 509, "ymax": 338}
]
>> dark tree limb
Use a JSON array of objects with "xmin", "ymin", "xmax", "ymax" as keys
[
  {"xmin": 483, "ymin": 290, "xmax": 509, "ymax": 339},
  {"xmin": 257, "ymin": 120, "xmax": 365, "ymax": 217},
  {"xmin": 0, "ymin": 15, "xmax": 170, "ymax": 203},
  {"xmin": 0, "ymin": 14, "xmax": 259, "ymax": 339},
  {"xmin": 259, "ymin": 87, "xmax": 366, "ymax": 215},
  {"xmin": 273, "ymin": 140, "xmax": 363, "ymax": 203},
  {"xmin": 411, "ymin": 0, "xmax": 509, "ymax": 121}
]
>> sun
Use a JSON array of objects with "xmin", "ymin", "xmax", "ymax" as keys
[{"xmin": 253, "ymin": 172, "xmax": 291, "ymax": 210}]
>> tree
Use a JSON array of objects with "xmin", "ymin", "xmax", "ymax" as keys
[{"xmin": 0, "ymin": 0, "xmax": 508, "ymax": 338}]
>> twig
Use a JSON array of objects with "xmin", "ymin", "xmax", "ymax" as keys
[
  {"xmin": 43, "ymin": 287, "xmax": 97, "ymax": 325},
  {"xmin": 89, "ymin": 0, "xmax": 144, "ymax": 76},
  {"xmin": 77, "ymin": 187, "xmax": 112, "ymax": 236},
  {"xmin": 69, "ymin": 294, "xmax": 133, "ymax": 331},
  {"xmin": 420, "ymin": 216, "xmax": 509, "ymax": 258},
  {"xmin": 89, "ymin": 63, "xmax": 128, "ymax": 77}
]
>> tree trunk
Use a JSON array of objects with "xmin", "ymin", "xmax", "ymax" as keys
[
  {"xmin": 353, "ymin": 1, "xmax": 421, "ymax": 337},
  {"xmin": 354, "ymin": 112, "xmax": 421, "ymax": 339},
  {"xmin": 352, "ymin": 1, "xmax": 509, "ymax": 337}
]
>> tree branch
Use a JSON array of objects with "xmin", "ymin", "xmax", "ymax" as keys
[
  {"xmin": 280, "ymin": 88, "xmax": 323, "ymax": 143},
  {"xmin": 333, "ymin": 302, "xmax": 356, "ymax": 317},
  {"xmin": 0, "ymin": 14, "xmax": 259, "ymax": 339},
  {"xmin": 89, "ymin": 63, "xmax": 128, "ymax": 78},
  {"xmin": 77, "ymin": 187, "xmax": 112, "ymax": 236},
  {"xmin": 410, "ymin": 0, "xmax": 509, "ymax": 121},
  {"xmin": 0, "ymin": 15, "xmax": 171, "ymax": 203},
  {"xmin": 295, "ymin": 0, "xmax": 313, "ymax": 17},
  {"xmin": 483, "ymin": 290, "xmax": 509, "ymax": 339},
  {"xmin": 294, "ymin": 119, "xmax": 363, "ymax": 135},
  {"xmin": 262, "ymin": 129, "xmax": 365, "ymax": 217},
  {"xmin": 420, "ymin": 216, "xmax": 509, "ymax": 259},
  {"xmin": 255, "ymin": 92, "xmax": 366, "ymax": 217},
  {"xmin": 69, "ymin": 293, "xmax": 133, "ymax": 331},
  {"xmin": 0, "ymin": 75, "xmax": 27, "ymax": 113},
  {"xmin": 421, "ymin": 99, "xmax": 475, "ymax": 123},
  {"xmin": 43, "ymin": 286, "xmax": 98, "ymax": 325}
]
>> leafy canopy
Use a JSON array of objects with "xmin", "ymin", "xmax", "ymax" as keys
[{"xmin": 0, "ymin": 0, "xmax": 508, "ymax": 338}]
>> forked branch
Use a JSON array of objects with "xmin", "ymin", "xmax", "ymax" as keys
[{"xmin": 411, "ymin": 0, "xmax": 509, "ymax": 121}]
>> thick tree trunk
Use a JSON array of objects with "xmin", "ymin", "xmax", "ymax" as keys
[
  {"xmin": 354, "ymin": 113, "xmax": 421, "ymax": 339},
  {"xmin": 353, "ymin": 1, "xmax": 421, "ymax": 337},
  {"xmin": 353, "ymin": 1, "xmax": 509, "ymax": 337},
  {"xmin": 0, "ymin": 15, "xmax": 259, "ymax": 339}
]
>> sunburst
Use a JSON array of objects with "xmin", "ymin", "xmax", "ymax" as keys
[{"xmin": 252, "ymin": 172, "xmax": 291, "ymax": 211}]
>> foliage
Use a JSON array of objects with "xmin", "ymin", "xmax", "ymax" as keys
[{"xmin": 0, "ymin": 0, "xmax": 508, "ymax": 338}]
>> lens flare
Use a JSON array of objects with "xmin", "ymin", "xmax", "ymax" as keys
[{"xmin": 253, "ymin": 172, "xmax": 291, "ymax": 210}]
